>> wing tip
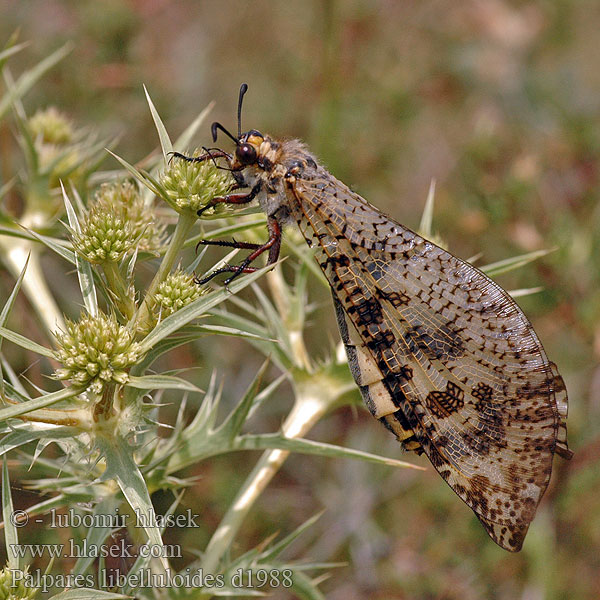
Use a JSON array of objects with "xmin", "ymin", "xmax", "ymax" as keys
[{"xmin": 476, "ymin": 514, "xmax": 528, "ymax": 552}]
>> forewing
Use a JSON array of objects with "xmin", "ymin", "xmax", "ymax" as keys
[{"xmin": 287, "ymin": 169, "xmax": 570, "ymax": 551}]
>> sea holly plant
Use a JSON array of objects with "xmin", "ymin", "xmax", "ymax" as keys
[{"xmin": 0, "ymin": 44, "xmax": 422, "ymax": 600}]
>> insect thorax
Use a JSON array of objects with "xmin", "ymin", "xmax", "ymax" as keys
[{"xmin": 239, "ymin": 136, "xmax": 320, "ymax": 226}]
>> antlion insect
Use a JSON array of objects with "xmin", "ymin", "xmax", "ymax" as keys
[{"xmin": 173, "ymin": 84, "xmax": 572, "ymax": 552}]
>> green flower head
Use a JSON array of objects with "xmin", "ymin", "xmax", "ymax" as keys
[
  {"xmin": 0, "ymin": 566, "xmax": 38, "ymax": 599},
  {"xmin": 53, "ymin": 312, "xmax": 143, "ymax": 394},
  {"xmin": 72, "ymin": 182, "xmax": 165, "ymax": 263},
  {"xmin": 28, "ymin": 107, "xmax": 74, "ymax": 145},
  {"xmin": 73, "ymin": 203, "xmax": 133, "ymax": 263},
  {"xmin": 154, "ymin": 268, "xmax": 205, "ymax": 320},
  {"xmin": 95, "ymin": 181, "xmax": 166, "ymax": 252},
  {"xmin": 25, "ymin": 107, "xmax": 93, "ymax": 192},
  {"xmin": 159, "ymin": 150, "xmax": 233, "ymax": 215}
]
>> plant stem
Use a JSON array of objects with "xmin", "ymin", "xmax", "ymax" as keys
[
  {"xmin": 0, "ymin": 238, "xmax": 65, "ymax": 335},
  {"xmin": 103, "ymin": 261, "xmax": 135, "ymax": 319},
  {"xmin": 135, "ymin": 211, "xmax": 196, "ymax": 332},
  {"xmin": 267, "ymin": 269, "xmax": 312, "ymax": 372},
  {"xmin": 200, "ymin": 385, "xmax": 331, "ymax": 576}
]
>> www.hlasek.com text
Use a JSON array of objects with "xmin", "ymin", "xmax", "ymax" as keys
[{"xmin": 10, "ymin": 539, "xmax": 180, "ymax": 560}]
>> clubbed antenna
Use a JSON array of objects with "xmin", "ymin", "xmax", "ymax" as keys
[
  {"xmin": 238, "ymin": 83, "xmax": 248, "ymax": 137},
  {"xmin": 210, "ymin": 83, "xmax": 249, "ymax": 144}
]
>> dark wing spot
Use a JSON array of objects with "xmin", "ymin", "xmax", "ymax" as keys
[
  {"xmin": 425, "ymin": 381, "xmax": 465, "ymax": 418},
  {"xmin": 471, "ymin": 382, "xmax": 494, "ymax": 410},
  {"xmin": 320, "ymin": 255, "xmax": 350, "ymax": 270},
  {"xmin": 399, "ymin": 365, "xmax": 413, "ymax": 380},
  {"xmin": 347, "ymin": 297, "xmax": 385, "ymax": 326},
  {"xmin": 380, "ymin": 371, "xmax": 411, "ymax": 409},
  {"xmin": 460, "ymin": 383, "xmax": 508, "ymax": 454},
  {"xmin": 366, "ymin": 329, "xmax": 396, "ymax": 353}
]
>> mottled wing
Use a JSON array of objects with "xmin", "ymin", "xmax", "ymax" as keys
[{"xmin": 286, "ymin": 166, "xmax": 570, "ymax": 551}]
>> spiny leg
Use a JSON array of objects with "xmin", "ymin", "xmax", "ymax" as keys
[
  {"xmin": 195, "ymin": 238, "xmax": 261, "ymax": 253},
  {"xmin": 197, "ymin": 181, "xmax": 262, "ymax": 216},
  {"xmin": 169, "ymin": 149, "xmax": 231, "ymax": 164},
  {"xmin": 169, "ymin": 148, "xmax": 238, "ymax": 176},
  {"xmin": 195, "ymin": 217, "xmax": 282, "ymax": 285}
]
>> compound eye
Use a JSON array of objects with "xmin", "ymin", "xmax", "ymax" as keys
[{"xmin": 236, "ymin": 143, "xmax": 257, "ymax": 165}]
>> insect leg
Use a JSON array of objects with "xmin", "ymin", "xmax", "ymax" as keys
[
  {"xmin": 169, "ymin": 149, "xmax": 231, "ymax": 164},
  {"xmin": 197, "ymin": 181, "xmax": 262, "ymax": 217},
  {"xmin": 195, "ymin": 238, "xmax": 261, "ymax": 253},
  {"xmin": 195, "ymin": 217, "xmax": 282, "ymax": 285}
]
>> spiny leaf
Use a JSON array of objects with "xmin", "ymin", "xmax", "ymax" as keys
[
  {"xmin": 0, "ymin": 42, "xmax": 73, "ymax": 120},
  {"xmin": 71, "ymin": 495, "xmax": 121, "ymax": 577},
  {"xmin": 185, "ymin": 217, "xmax": 266, "ymax": 249},
  {"xmin": 235, "ymin": 434, "xmax": 423, "ymax": 470},
  {"xmin": 174, "ymin": 101, "xmax": 215, "ymax": 152},
  {"xmin": 0, "ymin": 41, "xmax": 29, "ymax": 66},
  {"xmin": 97, "ymin": 435, "xmax": 168, "ymax": 573},
  {"xmin": 0, "ymin": 385, "xmax": 81, "ymax": 423},
  {"xmin": 0, "ymin": 253, "xmax": 29, "ymax": 397},
  {"xmin": 0, "ymin": 425, "xmax": 76, "ymax": 458},
  {"xmin": 0, "ymin": 325, "xmax": 54, "ymax": 358},
  {"xmin": 2, "ymin": 458, "xmax": 20, "ymax": 571},
  {"xmin": 61, "ymin": 182, "xmax": 98, "ymax": 317},
  {"xmin": 51, "ymin": 590, "xmax": 130, "ymax": 600},
  {"xmin": 218, "ymin": 359, "xmax": 270, "ymax": 441},
  {"xmin": 106, "ymin": 149, "xmax": 166, "ymax": 200},
  {"xmin": 127, "ymin": 374, "xmax": 201, "ymax": 393},
  {"xmin": 260, "ymin": 511, "xmax": 324, "ymax": 563},
  {"xmin": 288, "ymin": 569, "xmax": 328, "ymax": 600},
  {"xmin": 481, "ymin": 248, "xmax": 555, "ymax": 277},
  {"xmin": 144, "ymin": 84, "xmax": 173, "ymax": 159},
  {"xmin": 418, "ymin": 178, "xmax": 437, "ymax": 238}
]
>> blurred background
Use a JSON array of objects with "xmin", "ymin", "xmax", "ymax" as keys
[{"xmin": 0, "ymin": 1, "xmax": 598, "ymax": 598}]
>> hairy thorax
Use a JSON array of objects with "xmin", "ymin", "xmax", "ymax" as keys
[{"xmin": 237, "ymin": 136, "xmax": 320, "ymax": 226}]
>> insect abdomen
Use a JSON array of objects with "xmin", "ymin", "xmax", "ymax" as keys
[{"xmin": 332, "ymin": 295, "xmax": 424, "ymax": 452}]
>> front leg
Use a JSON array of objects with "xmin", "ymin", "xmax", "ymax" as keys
[
  {"xmin": 170, "ymin": 149, "xmax": 231, "ymax": 164},
  {"xmin": 195, "ymin": 217, "xmax": 282, "ymax": 285},
  {"xmin": 197, "ymin": 181, "xmax": 262, "ymax": 216}
]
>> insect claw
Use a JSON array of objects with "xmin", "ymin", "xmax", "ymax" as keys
[
  {"xmin": 197, "ymin": 203, "xmax": 215, "ymax": 217},
  {"xmin": 194, "ymin": 268, "xmax": 223, "ymax": 286},
  {"xmin": 195, "ymin": 274, "xmax": 213, "ymax": 286}
]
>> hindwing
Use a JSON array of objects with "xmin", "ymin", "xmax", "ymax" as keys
[{"xmin": 285, "ymin": 168, "xmax": 570, "ymax": 551}]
